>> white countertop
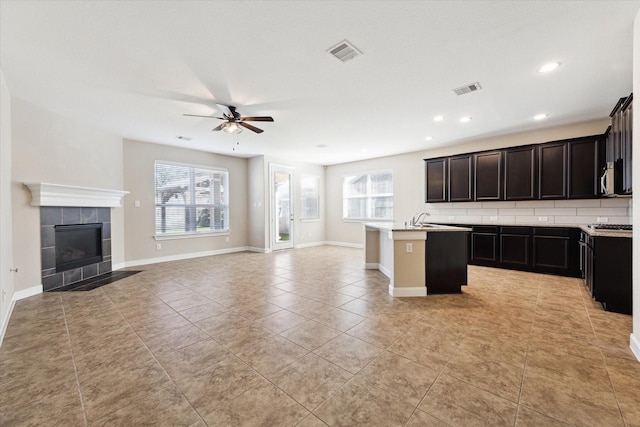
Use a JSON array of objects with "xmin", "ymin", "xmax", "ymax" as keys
[{"xmin": 364, "ymin": 223, "xmax": 471, "ymax": 232}]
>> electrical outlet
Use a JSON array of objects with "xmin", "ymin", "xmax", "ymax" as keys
[
  {"xmin": 225, "ymin": 236, "xmax": 229, "ymax": 242},
  {"xmin": 490, "ymin": 216, "xmax": 498, "ymax": 221},
  {"xmin": 134, "ymin": 200, "xmax": 141, "ymax": 208},
  {"xmin": 156, "ymin": 243, "xmax": 161, "ymax": 250},
  {"xmin": 596, "ymin": 217, "xmax": 609, "ymax": 223},
  {"xmin": 448, "ymin": 215, "xmax": 455, "ymax": 220},
  {"xmin": 406, "ymin": 243, "xmax": 413, "ymax": 253},
  {"xmin": 538, "ymin": 216, "xmax": 548, "ymax": 222}
]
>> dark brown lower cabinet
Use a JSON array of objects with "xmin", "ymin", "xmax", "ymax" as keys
[
  {"xmin": 467, "ymin": 225, "xmax": 580, "ymax": 277},
  {"xmin": 470, "ymin": 226, "xmax": 499, "ymax": 267},
  {"xmin": 532, "ymin": 227, "xmax": 580, "ymax": 277},
  {"xmin": 500, "ymin": 227, "xmax": 531, "ymax": 270},
  {"xmin": 585, "ymin": 235, "xmax": 632, "ymax": 315}
]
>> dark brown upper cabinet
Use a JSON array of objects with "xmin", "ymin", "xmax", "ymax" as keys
[
  {"xmin": 504, "ymin": 146, "xmax": 537, "ymax": 200},
  {"xmin": 567, "ymin": 136, "xmax": 603, "ymax": 199},
  {"xmin": 474, "ymin": 151, "xmax": 502, "ymax": 201},
  {"xmin": 620, "ymin": 95, "xmax": 633, "ymax": 194},
  {"xmin": 425, "ymin": 158, "xmax": 447, "ymax": 202},
  {"xmin": 448, "ymin": 154, "xmax": 474, "ymax": 202},
  {"xmin": 538, "ymin": 142, "xmax": 567, "ymax": 199}
]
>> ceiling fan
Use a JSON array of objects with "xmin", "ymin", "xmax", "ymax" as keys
[{"xmin": 184, "ymin": 104, "xmax": 274, "ymax": 134}]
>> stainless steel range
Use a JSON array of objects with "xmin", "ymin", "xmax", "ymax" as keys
[{"xmin": 588, "ymin": 224, "xmax": 633, "ymax": 231}]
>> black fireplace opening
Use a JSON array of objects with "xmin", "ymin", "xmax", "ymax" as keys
[{"xmin": 55, "ymin": 223, "xmax": 103, "ymax": 273}]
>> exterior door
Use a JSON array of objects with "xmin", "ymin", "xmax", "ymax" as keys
[{"xmin": 270, "ymin": 165, "xmax": 294, "ymax": 251}]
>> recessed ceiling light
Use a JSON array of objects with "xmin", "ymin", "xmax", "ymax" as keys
[
  {"xmin": 425, "ymin": 136, "xmax": 434, "ymax": 141},
  {"xmin": 534, "ymin": 113, "xmax": 549, "ymax": 121},
  {"xmin": 459, "ymin": 116, "xmax": 472, "ymax": 123},
  {"xmin": 433, "ymin": 115, "xmax": 445, "ymax": 122},
  {"xmin": 315, "ymin": 144, "xmax": 328, "ymax": 148},
  {"xmin": 361, "ymin": 148, "xmax": 369, "ymax": 153},
  {"xmin": 538, "ymin": 62, "xmax": 560, "ymax": 73},
  {"xmin": 176, "ymin": 136, "xmax": 192, "ymax": 141}
]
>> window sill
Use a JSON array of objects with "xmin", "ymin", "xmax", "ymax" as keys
[
  {"xmin": 300, "ymin": 218, "xmax": 321, "ymax": 223},
  {"xmin": 154, "ymin": 231, "xmax": 230, "ymax": 241}
]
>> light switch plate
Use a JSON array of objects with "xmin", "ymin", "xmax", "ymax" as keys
[{"xmin": 596, "ymin": 217, "xmax": 609, "ymax": 223}]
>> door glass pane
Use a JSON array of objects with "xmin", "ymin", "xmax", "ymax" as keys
[{"xmin": 275, "ymin": 172, "xmax": 290, "ymax": 242}]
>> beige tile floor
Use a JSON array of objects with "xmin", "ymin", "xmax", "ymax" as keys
[{"xmin": 1, "ymin": 246, "xmax": 639, "ymax": 426}]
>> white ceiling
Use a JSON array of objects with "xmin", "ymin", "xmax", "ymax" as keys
[{"xmin": 1, "ymin": 1, "xmax": 638, "ymax": 165}]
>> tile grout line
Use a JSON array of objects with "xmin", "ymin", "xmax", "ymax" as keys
[
  {"xmin": 513, "ymin": 273, "xmax": 542, "ymax": 426},
  {"xmin": 59, "ymin": 295, "xmax": 89, "ymax": 427},
  {"xmin": 100, "ymin": 287, "xmax": 210, "ymax": 426},
  {"xmin": 580, "ymin": 279, "xmax": 629, "ymax": 427}
]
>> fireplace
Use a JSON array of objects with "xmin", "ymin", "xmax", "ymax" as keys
[
  {"xmin": 55, "ymin": 223, "xmax": 103, "ymax": 273},
  {"xmin": 40, "ymin": 206, "xmax": 112, "ymax": 291}
]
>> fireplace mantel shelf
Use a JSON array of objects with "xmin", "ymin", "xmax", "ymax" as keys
[{"xmin": 24, "ymin": 182, "xmax": 129, "ymax": 208}]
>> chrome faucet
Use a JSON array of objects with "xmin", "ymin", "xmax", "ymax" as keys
[{"xmin": 410, "ymin": 212, "xmax": 431, "ymax": 227}]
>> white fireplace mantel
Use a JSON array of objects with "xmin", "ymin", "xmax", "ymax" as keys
[{"xmin": 24, "ymin": 182, "xmax": 129, "ymax": 208}]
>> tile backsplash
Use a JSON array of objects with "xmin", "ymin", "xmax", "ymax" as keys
[{"xmin": 424, "ymin": 197, "xmax": 632, "ymax": 226}]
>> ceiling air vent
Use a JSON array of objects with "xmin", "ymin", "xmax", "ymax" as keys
[
  {"xmin": 327, "ymin": 40, "xmax": 362, "ymax": 62},
  {"xmin": 452, "ymin": 82, "xmax": 482, "ymax": 96}
]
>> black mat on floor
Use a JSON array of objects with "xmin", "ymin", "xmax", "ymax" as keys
[{"xmin": 49, "ymin": 271, "xmax": 142, "ymax": 292}]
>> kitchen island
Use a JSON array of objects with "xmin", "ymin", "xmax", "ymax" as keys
[{"xmin": 364, "ymin": 223, "xmax": 471, "ymax": 297}]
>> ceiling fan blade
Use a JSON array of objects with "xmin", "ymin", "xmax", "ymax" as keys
[
  {"xmin": 184, "ymin": 114, "xmax": 225, "ymax": 119},
  {"xmin": 239, "ymin": 122, "xmax": 264, "ymax": 133},
  {"xmin": 240, "ymin": 116, "xmax": 274, "ymax": 122},
  {"xmin": 212, "ymin": 123, "xmax": 226, "ymax": 131}
]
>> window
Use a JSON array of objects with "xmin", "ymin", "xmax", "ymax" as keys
[
  {"xmin": 300, "ymin": 174, "xmax": 320, "ymax": 220},
  {"xmin": 343, "ymin": 170, "xmax": 393, "ymax": 220},
  {"xmin": 154, "ymin": 161, "xmax": 229, "ymax": 236}
]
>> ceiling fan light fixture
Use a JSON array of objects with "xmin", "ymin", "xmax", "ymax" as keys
[{"xmin": 222, "ymin": 122, "xmax": 243, "ymax": 134}]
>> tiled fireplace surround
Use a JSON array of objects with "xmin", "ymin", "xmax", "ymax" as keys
[{"xmin": 40, "ymin": 206, "xmax": 112, "ymax": 291}]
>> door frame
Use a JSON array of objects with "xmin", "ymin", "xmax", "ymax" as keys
[{"xmin": 269, "ymin": 164, "xmax": 295, "ymax": 251}]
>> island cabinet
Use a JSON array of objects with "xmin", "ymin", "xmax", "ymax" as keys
[
  {"xmin": 448, "ymin": 154, "xmax": 474, "ymax": 201},
  {"xmin": 538, "ymin": 142, "xmax": 567, "ymax": 199},
  {"xmin": 504, "ymin": 146, "xmax": 536, "ymax": 200},
  {"xmin": 425, "ymin": 158, "xmax": 447, "ymax": 202},
  {"xmin": 474, "ymin": 151, "xmax": 502, "ymax": 201},
  {"xmin": 499, "ymin": 226, "xmax": 531, "ymax": 270},
  {"xmin": 567, "ymin": 136, "xmax": 603, "ymax": 199}
]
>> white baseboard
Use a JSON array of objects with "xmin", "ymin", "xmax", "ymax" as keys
[
  {"xmin": 248, "ymin": 246, "xmax": 271, "ymax": 253},
  {"xmin": 0, "ymin": 284, "xmax": 43, "ymax": 346},
  {"xmin": 14, "ymin": 285, "xmax": 43, "ymax": 300},
  {"xmin": 630, "ymin": 333, "xmax": 640, "ymax": 362},
  {"xmin": 112, "ymin": 262, "xmax": 126, "ymax": 271},
  {"xmin": 388, "ymin": 285, "xmax": 427, "ymax": 297},
  {"xmin": 325, "ymin": 241, "xmax": 364, "ymax": 249},
  {"xmin": 379, "ymin": 264, "xmax": 392, "ymax": 278},
  {"xmin": 294, "ymin": 241, "xmax": 326, "ymax": 249},
  {"xmin": 123, "ymin": 246, "xmax": 250, "ymax": 268},
  {"xmin": 364, "ymin": 262, "xmax": 379, "ymax": 270}
]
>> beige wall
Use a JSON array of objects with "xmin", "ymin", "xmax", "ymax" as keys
[
  {"xmin": 122, "ymin": 139, "xmax": 249, "ymax": 264},
  {"xmin": 11, "ymin": 98, "xmax": 125, "ymax": 293},
  {"xmin": 1, "ymin": 69, "xmax": 14, "ymax": 331},
  {"xmin": 325, "ymin": 119, "xmax": 616, "ymax": 245}
]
